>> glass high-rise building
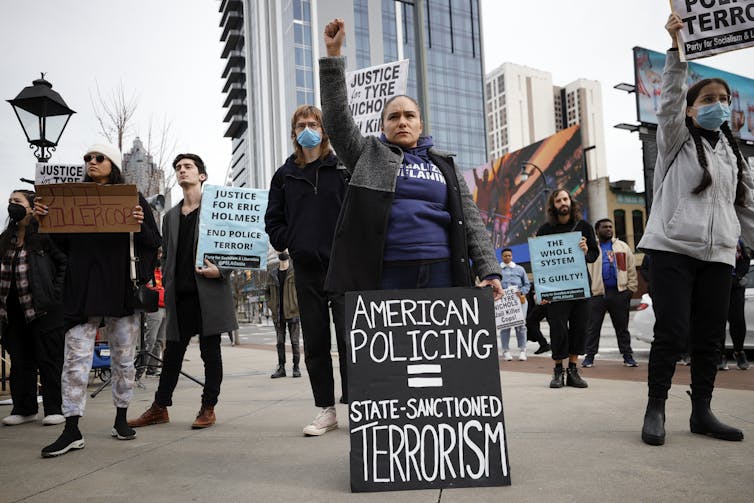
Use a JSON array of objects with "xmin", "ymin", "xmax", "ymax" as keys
[{"xmin": 218, "ymin": 0, "xmax": 487, "ymax": 188}]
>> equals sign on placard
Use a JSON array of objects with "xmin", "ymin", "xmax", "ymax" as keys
[{"xmin": 407, "ymin": 364, "xmax": 442, "ymax": 388}]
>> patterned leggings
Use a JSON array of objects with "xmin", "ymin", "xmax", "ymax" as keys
[{"xmin": 62, "ymin": 315, "xmax": 139, "ymax": 417}]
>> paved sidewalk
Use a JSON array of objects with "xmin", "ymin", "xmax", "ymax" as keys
[{"xmin": 1, "ymin": 340, "xmax": 752, "ymax": 502}]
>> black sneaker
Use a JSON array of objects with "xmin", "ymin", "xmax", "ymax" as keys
[
  {"xmin": 534, "ymin": 343, "xmax": 551, "ymax": 355},
  {"xmin": 566, "ymin": 367, "xmax": 588, "ymax": 388},
  {"xmin": 292, "ymin": 367, "xmax": 302, "ymax": 378},
  {"xmin": 549, "ymin": 367, "xmax": 565, "ymax": 388},
  {"xmin": 717, "ymin": 354, "xmax": 730, "ymax": 371},
  {"xmin": 734, "ymin": 351, "xmax": 750, "ymax": 370},
  {"xmin": 41, "ymin": 428, "xmax": 85, "ymax": 458},
  {"xmin": 112, "ymin": 421, "xmax": 136, "ymax": 440}
]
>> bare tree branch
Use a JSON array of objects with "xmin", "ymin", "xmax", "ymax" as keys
[{"xmin": 90, "ymin": 81, "xmax": 138, "ymax": 151}]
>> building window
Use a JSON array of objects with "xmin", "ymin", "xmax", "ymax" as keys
[
  {"xmin": 354, "ymin": 0, "xmax": 370, "ymax": 67},
  {"xmin": 293, "ymin": 0, "xmax": 314, "ymax": 105},
  {"xmin": 632, "ymin": 210, "xmax": 644, "ymax": 249},
  {"xmin": 614, "ymin": 209, "xmax": 627, "ymax": 243}
]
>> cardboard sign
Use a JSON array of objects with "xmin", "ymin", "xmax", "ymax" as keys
[
  {"xmin": 671, "ymin": 0, "xmax": 754, "ymax": 60},
  {"xmin": 35, "ymin": 163, "xmax": 85, "ymax": 185},
  {"xmin": 346, "ymin": 59, "xmax": 409, "ymax": 136},
  {"xmin": 35, "ymin": 183, "xmax": 139, "ymax": 233},
  {"xmin": 346, "ymin": 287, "xmax": 510, "ymax": 493},
  {"xmin": 528, "ymin": 232, "xmax": 591, "ymax": 303},
  {"xmin": 495, "ymin": 289, "xmax": 525, "ymax": 330},
  {"xmin": 195, "ymin": 184, "xmax": 269, "ymax": 270}
]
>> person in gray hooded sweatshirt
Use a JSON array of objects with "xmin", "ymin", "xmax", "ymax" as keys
[{"xmin": 637, "ymin": 13, "xmax": 754, "ymax": 446}]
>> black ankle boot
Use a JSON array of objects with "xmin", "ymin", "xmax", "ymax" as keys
[
  {"xmin": 271, "ymin": 365, "xmax": 286, "ymax": 378},
  {"xmin": 689, "ymin": 394, "xmax": 744, "ymax": 441},
  {"xmin": 42, "ymin": 416, "xmax": 85, "ymax": 457},
  {"xmin": 112, "ymin": 407, "xmax": 136, "ymax": 440},
  {"xmin": 549, "ymin": 366, "xmax": 564, "ymax": 388},
  {"xmin": 642, "ymin": 397, "xmax": 666, "ymax": 446}
]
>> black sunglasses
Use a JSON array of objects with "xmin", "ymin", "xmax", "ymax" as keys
[{"xmin": 84, "ymin": 154, "xmax": 106, "ymax": 163}]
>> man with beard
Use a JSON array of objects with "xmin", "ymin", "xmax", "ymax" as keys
[{"xmin": 535, "ymin": 189, "xmax": 598, "ymax": 388}]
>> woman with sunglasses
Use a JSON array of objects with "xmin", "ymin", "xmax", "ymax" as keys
[
  {"xmin": 638, "ymin": 14, "xmax": 754, "ymax": 446},
  {"xmin": 1, "ymin": 189, "xmax": 66, "ymax": 427},
  {"xmin": 35, "ymin": 143, "xmax": 161, "ymax": 457}
]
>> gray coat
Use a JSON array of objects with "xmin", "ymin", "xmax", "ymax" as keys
[
  {"xmin": 162, "ymin": 201, "xmax": 238, "ymax": 341},
  {"xmin": 319, "ymin": 56, "xmax": 501, "ymax": 293},
  {"xmin": 638, "ymin": 50, "xmax": 754, "ymax": 265}
]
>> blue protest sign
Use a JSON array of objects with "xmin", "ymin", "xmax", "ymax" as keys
[
  {"xmin": 528, "ymin": 232, "xmax": 590, "ymax": 303},
  {"xmin": 195, "ymin": 184, "xmax": 268, "ymax": 270}
]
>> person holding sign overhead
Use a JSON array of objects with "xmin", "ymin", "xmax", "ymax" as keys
[
  {"xmin": 34, "ymin": 143, "xmax": 161, "ymax": 457},
  {"xmin": 129, "ymin": 154, "xmax": 237, "ymax": 431},
  {"xmin": 319, "ymin": 18, "xmax": 503, "ymax": 298},
  {"xmin": 637, "ymin": 13, "xmax": 754, "ymax": 446},
  {"xmin": 535, "ymin": 189, "xmax": 598, "ymax": 389},
  {"xmin": 265, "ymin": 105, "xmax": 350, "ymax": 437}
]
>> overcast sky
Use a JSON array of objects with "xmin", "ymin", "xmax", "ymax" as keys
[{"xmin": 1, "ymin": 0, "xmax": 751, "ymax": 224}]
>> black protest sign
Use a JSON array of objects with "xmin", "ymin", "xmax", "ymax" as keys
[{"xmin": 346, "ymin": 287, "xmax": 510, "ymax": 493}]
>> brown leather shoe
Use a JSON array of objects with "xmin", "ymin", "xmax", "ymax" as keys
[
  {"xmin": 127, "ymin": 402, "xmax": 169, "ymax": 427},
  {"xmin": 191, "ymin": 406, "xmax": 216, "ymax": 429}
]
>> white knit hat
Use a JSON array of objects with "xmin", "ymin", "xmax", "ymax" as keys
[{"xmin": 86, "ymin": 143, "xmax": 122, "ymax": 169}]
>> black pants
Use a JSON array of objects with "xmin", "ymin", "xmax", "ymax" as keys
[
  {"xmin": 585, "ymin": 289, "xmax": 633, "ymax": 357},
  {"xmin": 727, "ymin": 284, "xmax": 746, "ymax": 352},
  {"xmin": 525, "ymin": 291, "xmax": 549, "ymax": 346},
  {"xmin": 648, "ymin": 251, "xmax": 731, "ymax": 400},
  {"xmin": 155, "ymin": 295, "xmax": 223, "ymax": 407},
  {"xmin": 546, "ymin": 299, "xmax": 588, "ymax": 361},
  {"xmin": 274, "ymin": 318, "xmax": 301, "ymax": 366},
  {"xmin": 2, "ymin": 293, "xmax": 64, "ymax": 416},
  {"xmin": 294, "ymin": 264, "xmax": 347, "ymax": 408}
]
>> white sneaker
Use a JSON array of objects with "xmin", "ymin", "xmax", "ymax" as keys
[
  {"xmin": 503, "ymin": 351, "xmax": 513, "ymax": 361},
  {"xmin": 519, "ymin": 350, "xmax": 527, "ymax": 361},
  {"xmin": 43, "ymin": 414, "xmax": 65, "ymax": 426},
  {"xmin": 2, "ymin": 413, "xmax": 38, "ymax": 426},
  {"xmin": 303, "ymin": 406, "xmax": 338, "ymax": 436}
]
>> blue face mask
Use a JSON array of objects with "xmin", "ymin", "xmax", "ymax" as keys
[
  {"xmin": 296, "ymin": 127, "xmax": 321, "ymax": 149},
  {"xmin": 694, "ymin": 102, "xmax": 731, "ymax": 130}
]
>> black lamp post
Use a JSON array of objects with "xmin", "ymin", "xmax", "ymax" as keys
[
  {"xmin": 7, "ymin": 73, "xmax": 75, "ymax": 163},
  {"xmin": 520, "ymin": 161, "xmax": 551, "ymax": 193}
]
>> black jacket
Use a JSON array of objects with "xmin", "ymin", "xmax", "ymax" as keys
[
  {"xmin": 27, "ymin": 235, "xmax": 67, "ymax": 314},
  {"xmin": 0, "ymin": 227, "xmax": 67, "ymax": 316},
  {"xmin": 264, "ymin": 153, "xmax": 348, "ymax": 269},
  {"xmin": 55, "ymin": 193, "xmax": 161, "ymax": 328}
]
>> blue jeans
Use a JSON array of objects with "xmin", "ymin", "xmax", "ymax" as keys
[
  {"xmin": 500, "ymin": 301, "xmax": 528, "ymax": 351},
  {"xmin": 381, "ymin": 260, "xmax": 453, "ymax": 290}
]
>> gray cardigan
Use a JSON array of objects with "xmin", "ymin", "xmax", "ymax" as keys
[
  {"xmin": 319, "ymin": 56, "xmax": 501, "ymax": 293},
  {"xmin": 638, "ymin": 50, "xmax": 754, "ymax": 265},
  {"xmin": 161, "ymin": 201, "xmax": 238, "ymax": 341}
]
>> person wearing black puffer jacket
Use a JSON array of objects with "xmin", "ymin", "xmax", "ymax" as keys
[
  {"xmin": 1, "ymin": 189, "xmax": 66, "ymax": 428},
  {"xmin": 265, "ymin": 105, "xmax": 350, "ymax": 437}
]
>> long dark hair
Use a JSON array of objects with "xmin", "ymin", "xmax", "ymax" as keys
[
  {"xmin": 546, "ymin": 188, "xmax": 581, "ymax": 225},
  {"xmin": 0, "ymin": 189, "xmax": 45, "ymax": 255},
  {"xmin": 685, "ymin": 79, "xmax": 747, "ymax": 205}
]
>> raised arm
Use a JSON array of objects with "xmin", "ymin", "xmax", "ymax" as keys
[{"xmin": 319, "ymin": 18, "xmax": 368, "ymax": 172}]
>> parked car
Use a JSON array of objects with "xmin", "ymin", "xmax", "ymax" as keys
[{"xmin": 631, "ymin": 261, "xmax": 754, "ymax": 350}]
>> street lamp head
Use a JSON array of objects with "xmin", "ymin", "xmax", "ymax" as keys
[{"xmin": 7, "ymin": 73, "xmax": 76, "ymax": 162}]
